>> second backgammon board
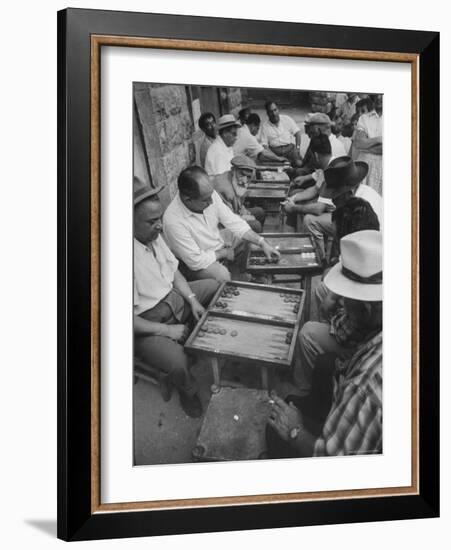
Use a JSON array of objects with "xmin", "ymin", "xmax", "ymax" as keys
[
  {"xmin": 185, "ymin": 281, "xmax": 304, "ymax": 369},
  {"xmin": 245, "ymin": 233, "xmax": 324, "ymax": 276},
  {"xmin": 245, "ymin": 183, "xmax": 289, "ymax": 214}
]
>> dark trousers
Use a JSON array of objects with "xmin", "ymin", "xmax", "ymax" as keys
[
  {"xmin": 265, "ymin": 354, "xmax": 336, "ymax": 458},
  {"xmin": 134, "ymin": 279, "xmax": 218, "ymax": 396}
]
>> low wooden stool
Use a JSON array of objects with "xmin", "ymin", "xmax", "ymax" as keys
[{"xmin": 192, "ymin": 387, "xmax": 272, "ymax": 462}]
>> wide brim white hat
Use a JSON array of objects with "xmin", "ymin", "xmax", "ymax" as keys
[{"xmin": 324, "ymin": 230, "xmax": 383, "ymax": 301}]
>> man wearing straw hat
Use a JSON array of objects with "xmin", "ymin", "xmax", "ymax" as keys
[
  {"xmin": 133, "ymin": 177, "xmax": 218, "ymax": 418},
  {"xmin": 267, "ymin": 230, "xmax": 383, "ymax": 457}
]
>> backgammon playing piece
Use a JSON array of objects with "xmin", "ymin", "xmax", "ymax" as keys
[
  {"xmin": 230, "ymin": 330, "xmax": 238, "ymax": 337},
  {"xmin": 220, "ymin": 328, "xmax": 227, "ymax": 335}
]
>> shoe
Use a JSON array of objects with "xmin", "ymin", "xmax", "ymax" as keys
[
  {"xmin": 159, "ymin": 373, "xmax": 173, "ymax": 402},
  {"xmin": 179, "ymin": 392, "xmax": 203, "ymax": 418}
]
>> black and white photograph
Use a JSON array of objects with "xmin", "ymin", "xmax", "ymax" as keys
[{"xmin": 133, "ymin": 83, "xmax": 383, "ymax": 465}]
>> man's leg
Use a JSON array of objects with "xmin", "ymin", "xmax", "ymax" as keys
[
  {"xmin": 303, "ymin": 212, "xmax": 335, "ymax": 262},
  {"xmin": 134, "ymin": 334, "xmax": 202, "ymax": 417},
  {"xmin": 181, "ymin": 261, "xmax": 232, "ymax": 283},
  {"xmin": 247, "ymin": 206, "xmax": 266, "ymax": 228},
  {"xmin": 294, "ymin": 320, "xmax": 350, "ymax": 392},
  {"xmin": 188, "ymin": 279, "xmax": 219, "ymax": 308}
]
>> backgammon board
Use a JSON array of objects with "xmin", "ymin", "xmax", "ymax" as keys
[
  {"xmin": 184, "ymin": 281, "xmax": 304, "ymax": 369},
  {"xmin": 245, "ymin": 233, "xmax": 323, "ymax": 275}
]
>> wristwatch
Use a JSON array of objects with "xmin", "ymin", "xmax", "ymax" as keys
[
  {"xmin": 258, "ymin": 236, "xmax": 265, "ymax": 246},
  {"xmin": 187, "ymin": 293, "xmax": 196, "ymax": 301},
  {"xmin": 289, "ymin": 426, "xmax": 302, "ymax": 440}
]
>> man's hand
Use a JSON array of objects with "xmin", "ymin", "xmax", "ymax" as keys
[
  {"xmin": 281, "ymin": 200, "xmax": 297, "ymax": 214},
  {"xmin": 261, "ymin": 240, "xmax": 281, "ymax": 260},
  {"xmin": 268, "ymin": 395, "xmax": 304, "ymax": 442},
  {"xmin": 189, "ymin": 297, "xmax": 205, "ymax": 321},
  {"xmin": 215, "ymin": 246, "xmax": 235, "ymax": 262},
  {"xmin": 165, "ymin": 324, "xmax": 190, "ymax": 343}
]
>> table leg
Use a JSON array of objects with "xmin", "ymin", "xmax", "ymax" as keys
[
  {"xmin": 211, "ymin": 357, "xmax": 221, "ymax": 387},
  {"xmin": 261, "ymin": 366, "xmax": 269, "ymax": 390},
  {"xmin": 302, "ymin": 275, "xmax": 312, "ymax": 322}
]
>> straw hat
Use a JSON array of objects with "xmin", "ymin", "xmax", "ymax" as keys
[
  {"xmin": 217, "ymin": 114, "xmax": 240, "ymax": 131},
  {"xmin": 324, "ymin": 230, "xmax": 382, "ymax": 301}
]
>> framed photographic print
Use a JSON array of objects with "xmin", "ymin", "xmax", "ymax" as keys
[{"xmin": 57, "ymin": 7, "xmax": 439, "ymax": 541}]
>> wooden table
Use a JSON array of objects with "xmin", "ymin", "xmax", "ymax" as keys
[
  {"xmin": 245, "ymin": 183, "xmax": 290, "ymax": 226},
  {"xmin": 184, "ymin": 281, "xmax": 304, "ymax": 390}
]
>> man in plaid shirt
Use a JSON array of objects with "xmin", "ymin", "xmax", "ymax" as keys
[{"xmin": 267, "ymin": 230, "xmax": 383, "ymax": 457}]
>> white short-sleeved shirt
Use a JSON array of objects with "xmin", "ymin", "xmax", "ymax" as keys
[
  {"xmin": 261, "ymin": 114, "xmax": 300, "ymax": 147},
  {"xmin": 133, "ymin": 235, "xmax": 178, "ymax": 315},
  {"xmin": 357, "ymin": 111, "xmax": 382, "ymax": 138},
  {"xmin": 163, "ymin": 191, "xmax": 250, "ymax": 271},
  {"xmin": 204, "ymin": 136, "xmax": 234, "ymax": 175},
  {"xmin": 233, "ymin": 125, "xmax": 264, "ymax": 159},
  {"xmin": 355, "ymin": 184, "xmax": 383, "ymax": 230}
]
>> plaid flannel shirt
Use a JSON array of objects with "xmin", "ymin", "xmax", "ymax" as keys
[{"xmin": 314, "ymin": 331, "xmax": 382, "ymax": 456}]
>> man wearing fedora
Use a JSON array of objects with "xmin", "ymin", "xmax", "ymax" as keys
[
  {"xmin": 260, "ymin": 101, "xmax": 303, "ymax": 168},
  {"xmin": 163, "ymin": 166, "xmax": 280, "ymax": 283},
  {"xmin": 211, "ymin": 154, "xmax": 266, "ymax": 233},
  {"xmin": 283, "ymin": 155, "xmax": 382, "ymax": 261},
  {"xmin": 204, "ymin": 114, "xmax": 240, "ymax": 176},
  {"xmin": 267, "ymin": 230, "xmax": 383, "ymax": 457},
  {"xmin": 133, "ymin": 177, "xmax": 219, "ymax": 418}
]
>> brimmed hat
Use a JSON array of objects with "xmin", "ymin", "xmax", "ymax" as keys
[
  {"xmin": 321, "ymin": 156, "xmax": 369, "ymax": 199},
  {"xmin": 231, "ymin": 154, "xmax": 256, "ymax": 172},
  {"xmin": 133, "ymin": 176, "xmax": 163, "ymax": 205},
  {"xmin": 304, "ymin": 113, "xmax": 332, "ymax": 126},
  {"xmin": 217, "ymin": 114, "xmax": 240, "ymax": 131},
  {"xmin": 324, "ymin": 230, "xmax": 382, "ymax": 301}
]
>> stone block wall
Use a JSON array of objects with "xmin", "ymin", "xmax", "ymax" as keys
[
  {"xmin": 134, "ymin": 83, "xmax": 243, "ymax": 207},
  {"xmin": 134, "ymin": 83, "xmax": 195, "ymax": 206}
]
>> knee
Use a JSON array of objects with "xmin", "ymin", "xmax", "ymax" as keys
[
  {"xmin": 212, "ymin": 262, "xmax": 232, "ymax": 283},
  {"xmin": 253, "ymin": 207, "xmax": 266, "ymax": 224},
  {"xmin": 299, "ymin": 321, "xmax": 320, "ymax": 347},
  {"xmin": 248, "ymin": 219, "xmax": 262, "ymax": 234},
  {"xmin": 303, "ymin": 214, "xmax": 318, "ymax": 231}
]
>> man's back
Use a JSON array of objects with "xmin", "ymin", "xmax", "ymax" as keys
[{"xmin": 314, "ymin": 331, "xmax": 382, "ymax": 456}]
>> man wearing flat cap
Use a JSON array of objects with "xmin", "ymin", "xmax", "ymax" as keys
[
  {"xmin": 267, "ymin": 230, "xmax": 383, "ymax": 458},
  {"xmin": 211, "ymin": 154, "xmax": 266, "ymax": 233},
  {"xmin": 298, "ymin": 112, "xmax": 347, "ymax": 176},
  {"xmin": 133, "ymin": 176, "xmax": 219, "ymax": 418},
  {"xmin": 204, "ymin": 114, "xmax": 240, "ymax": 176}
]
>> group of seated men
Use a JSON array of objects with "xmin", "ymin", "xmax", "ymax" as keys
[{"xmin": 134, "ymin": 97, "xmax": 383, "ymax": 457}]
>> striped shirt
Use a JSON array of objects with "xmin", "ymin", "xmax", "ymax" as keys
[{"xmin": 314, "ymin": 331, "xmax": 382, "ymax": 456}]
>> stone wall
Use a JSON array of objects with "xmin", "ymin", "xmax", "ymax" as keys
[
  {"xmin": 134, "ymin": 83, "xmax": 196, "ymax": 207},
  {"xmin": 134, "ymin": 83, "xmax": 243, "ymax": 207}
]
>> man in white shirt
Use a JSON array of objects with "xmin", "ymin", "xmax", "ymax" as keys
[
  {"xmin": 204, "ymin": 114, "xmax": 240, "ymax": 176},
  {"xmin": 133, "ymin": 177, "xmax": 219, "ymax": 418},
  {"xmin": 260, "ymin": 101, "xmax": 303, "ymax": 167},
  {"xmin": 234, "ymin": 113, "xmax": 288, "ymax": 164},
  {"xmin": 354, "ymin": 96, "xmax": 383, "ymax": 195},
  {"xmin": 163, "ymin": 166, "xmax": 280, "ymax": 282}
]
